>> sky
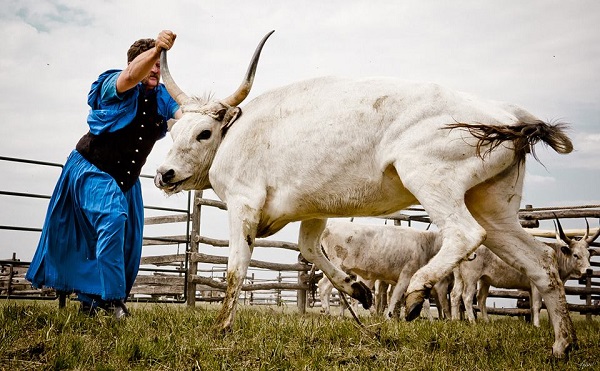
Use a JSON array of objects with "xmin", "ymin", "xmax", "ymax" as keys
[{"xmin": 1, "ymin": 1, "xmax": 599, "ymax": 300}]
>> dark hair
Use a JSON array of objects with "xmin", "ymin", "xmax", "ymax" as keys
[{"xmin": 127, "ymin": 38, "xmax": 156, "ymax": 63}]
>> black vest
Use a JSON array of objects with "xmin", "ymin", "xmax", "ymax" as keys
[{"xmin": 76, "ymin": 90, "xmax": 167, "ymax": 192}]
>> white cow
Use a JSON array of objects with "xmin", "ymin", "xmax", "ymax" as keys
[
  {"xmin": 451, "ymin": 219, "xmax": 600, "ymax": 326},
  {"xmin": 317, "ymin": 221, "xmax": 450, "ymax": 319},
  {"xmin": 154, "ymin": 31, "xmax": 576, "ymax": 356}
]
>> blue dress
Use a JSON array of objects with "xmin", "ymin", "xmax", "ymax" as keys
[{"xmin": 26, "ymin": 69, "xmax": 179, "ymax": 305}]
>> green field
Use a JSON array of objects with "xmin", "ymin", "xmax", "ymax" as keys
[{"xmin": 1, "ymin": 300, "xmax": 599, "ymax": 370}]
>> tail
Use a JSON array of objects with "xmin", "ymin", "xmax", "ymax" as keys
[{"xmin": 446, "ymin": 120, "xmax": 573, "ymax": 164}]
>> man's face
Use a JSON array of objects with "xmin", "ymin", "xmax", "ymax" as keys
[{"xmin": 142, "ymin": 60, "xmax": 161, "ymax": 90}]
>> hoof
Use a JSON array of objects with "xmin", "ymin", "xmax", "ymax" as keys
[
  {"xmin": 351, "ymin": 281, "xmax": 373, "ymax": 309},
  {"xmin": 552, "ymin": 339, "xmax": 575, "ymax": 359},
  {"xmin": 211, "ymin": 322, "xmax": 232, "ymax": 335},
  {"xmin": 404, "ymin": 289, "xmax": 428, "ymax": 321}
]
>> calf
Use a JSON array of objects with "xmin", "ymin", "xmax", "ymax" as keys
[
  {"xmin": 319, "ymin": 220, "xmax": 450, "ymax": 318},
  {"xmin": 451, "ymin": 219, "xmax": 600, "ymax": 326}
]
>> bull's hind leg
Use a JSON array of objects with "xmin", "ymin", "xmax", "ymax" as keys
[
  {"xmin": 450, "ymin": 268, "xmax": 464, "ymax": 320},
  {"xmin": 298, "ymin": 219, "xmax": 372, "ymax": 309},
  {"xmin": 466, "ymin": 166, "xmax": 575, "ymax": 358},
  {"xmin": 401, "ymin": 184, "xmax": 487, "ymax": 321}
]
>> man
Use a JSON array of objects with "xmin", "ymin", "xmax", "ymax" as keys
[{"xmin": 26, "ymin": 30, "xmax": 182, "ymax": 318}]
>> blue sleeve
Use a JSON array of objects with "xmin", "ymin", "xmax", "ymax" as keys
[
  {"xmin": 99, "ymin": 72, "xmax": 125, "ymax": 104},
  {"xmin": 87, "ymin": 69, "xmax": 138, "ymax": 135}
]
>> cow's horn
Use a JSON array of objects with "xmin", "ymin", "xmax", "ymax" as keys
[
  {"xmin": 585, "ymin": 218, "xmax": 600, "ymax": 245},
  {"xmin": 160, "ymin": 49, "xmax": 191, "ymax": 106},
  {"xmin": 553, "ymin": 214, "xmax": 571, "ymax": 245},
  {"xmin": 221, "ymin": 30, "xmax": 275, "ymax": 107}
]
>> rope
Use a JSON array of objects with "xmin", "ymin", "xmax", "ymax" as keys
[{"xmin": 339, "ymin": 292, "xmax": 380, "ymax": 339}]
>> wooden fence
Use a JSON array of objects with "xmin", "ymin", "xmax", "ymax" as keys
[
  {"xmin": 1, "ymin": 155, "xmax": 599, "ymax": 319},
  {"xmin": 387, "ymin": 204, "xmax": 600, "ymax": 319}
]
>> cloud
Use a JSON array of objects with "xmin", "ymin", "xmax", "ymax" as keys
[
  {"xmin": 8, "ymin": 0, "xmax": 94, "ymax": 33},
  {"xmin": 570, "ymin": 132, "xmax": 600, "ymax": 169},
  {"xmin": 2, "ymin": 0, "xmax": 600, "ymax": 262},
  {"xmin": 534, "ymin": 131, "xmax": 600, "ymax": 171},
  {"xmin": 525, "ymin": 172, "xmax": 556, "ymax": 185}
]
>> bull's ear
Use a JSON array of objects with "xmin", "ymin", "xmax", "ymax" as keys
[
  {"xmin": 561, "ymin": 245, "xmax": 571, "ymax": 255},
  {"xmin": 207, "ymin": 107, "xmax": 228, "ymax": 121},
  {"xmin": 167, "ymin": 118, "xmax": 178, "ymax": 132},
  {"xmin": 221, "ymin": 107, "xmax": 242, "ymax": 131},
  {"xmin": 168, "ymin": 119, "xmax": 180, "ymax": 140}
]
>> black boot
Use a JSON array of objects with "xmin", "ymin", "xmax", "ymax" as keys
[{"xmin": 111, "ymin": 300, "xmax": 130, "ymax": 320}]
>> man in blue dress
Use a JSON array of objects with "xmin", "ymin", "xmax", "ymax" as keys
[{"xmin": 26, "ymin": 30, "xmax": 182, "ymax": 318}]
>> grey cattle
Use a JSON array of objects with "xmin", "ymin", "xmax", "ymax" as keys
[{"xmin": 451, "ymin": 219, "xmax": 600, "ymax": 326}]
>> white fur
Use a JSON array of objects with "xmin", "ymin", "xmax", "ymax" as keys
[
  {"xmin": 317, "ymin": 221, "xmax": 450, "ymax": 318},
  {"xmin": 156, "ymin": 76, "xmax": 574, "ymax": 357},
  {"xmin": 451, "ymin": 236, "xmax": 594, "ymax": 326}
]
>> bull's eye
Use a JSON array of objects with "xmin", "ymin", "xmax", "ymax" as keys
[
  {"xmin": 573, "ymin": 254, "xmax": 580, "ymax": 259},
  {"xmin": 196, "ymin": 130, "xmax": 211, "ymax": 141}
]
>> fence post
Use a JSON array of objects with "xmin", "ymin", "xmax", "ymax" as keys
[
  {"xmin": 297, "ymin": 271, "xmax": 307, "ymax": 313},
  {"xmin": 277, "ymin": 272, "xmax": 282, "ymax": 306},
  {"xmin": 7, "ymin": 253, "xmax": 15, "ymax": 297},
  {"xmin": 585, "ymin": 268, "xmax": 592, "ymax": 321},
  {"xmin": 187, "ymin": 190, "xmax": 202, "ymax": 307},
  {"xmin": 296, "ymin": 254, "xmax": 308, "ymax": 313},
  {"xmin": 249, "ymin": 273, "xmax": 255, "ymax": 305}
]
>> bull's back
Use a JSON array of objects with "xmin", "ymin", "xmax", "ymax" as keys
[{"xmin": 211, "ymin": 76, "xmax": 535, "ymax": 232}]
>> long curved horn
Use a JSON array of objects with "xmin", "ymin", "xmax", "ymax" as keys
[
  {"xmin": 221, "ymin": 30, "xmax": 275, "ymax": 107},
  {"xmin": 583, "ymin": 218, "xmax": 590, "ymax": 240},
  {"xmin": 585, "ymin": 218, "xmax": 600, "ymax": 245},
  {"xmin": 160, "ymin": 49, "xmax": 191, "ymax": 106},
  {"xmin": 553, "ymin": 214, "xmax": 571, "ymax": 245}
]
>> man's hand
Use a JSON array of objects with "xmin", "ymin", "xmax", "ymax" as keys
[{"xmin": 156, "ymin": 30, "xmax": 177, "ymax": 53}]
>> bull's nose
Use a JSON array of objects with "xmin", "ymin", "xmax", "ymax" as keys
[{"xmin": 161, "ymin": 169, "xmax": 175, "ymax": 183}]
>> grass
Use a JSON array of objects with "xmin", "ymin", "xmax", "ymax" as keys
[{"xmin": 1, "ymin": 300, "xmax": 599, "ymax": 370}]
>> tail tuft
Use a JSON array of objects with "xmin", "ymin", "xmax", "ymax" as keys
[{"xmin": 446, "ymin": 120, "xmax": 573, "ymax": 163}]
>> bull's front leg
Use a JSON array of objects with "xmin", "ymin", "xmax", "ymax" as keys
[
  {"xmin": 215, "ymin": 203, "xmax": 259, "ymax": 331},
  {"xmin": 298, "ymin": 219, "xmax": 372, "ymax": 309}
]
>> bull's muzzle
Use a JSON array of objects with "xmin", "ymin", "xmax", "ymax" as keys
[
  {"xmin": 154, "ymin": 169, "xmax": 190, "ymax": 194},
  {"xmin": 154, "ymin": 169, "xmax": 174, "ymax": 189}
]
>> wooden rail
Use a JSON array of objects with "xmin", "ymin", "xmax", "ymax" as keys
[{"xmin": 2, "ymin": 156, "xmax": 599, "ymax": 315}]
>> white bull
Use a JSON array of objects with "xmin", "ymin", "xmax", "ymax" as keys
[
  {"xmin": 317, "ymin": 221, "xmax": 450, "ymax": 319},
  {"xmin": 154, "ymin": 31, "xmax": 575, "ymax": 357},
  {"xmin": 451, "ymin": 219, "xmax": 600, "ymax": 326}
]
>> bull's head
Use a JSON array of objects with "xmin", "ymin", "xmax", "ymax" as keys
[
  {"xmin": 553, "ymin": 216, "xmax": 600, "ymax": 279},
  {"xmin": 154, "ymin": 30, "xmax": 274, "ymax": 194}
]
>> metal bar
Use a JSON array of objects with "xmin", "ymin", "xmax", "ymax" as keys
[
  {"xmin": 143, "ymin": 205, "xmax": 189, "ymax": 213},
  {"xmin": 0, "ymin": 226, "xmax": 42, "ymax": 232},
  {"xmin": 0, "ymin": 156, "xmax": 63, "ymax": 168},
  {"xmin": 0, "ymin": 190, "xmax": 51, "ymax": 200},
  {"xmin": 137, "ymin": 267, "xmax": 186, "ymax": 273}
]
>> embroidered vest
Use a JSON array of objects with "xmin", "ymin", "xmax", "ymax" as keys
[{"xmin": 76, "ymin": 90, "xmax": 166, "ymax": 192}]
